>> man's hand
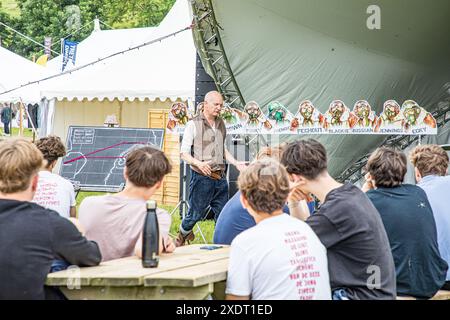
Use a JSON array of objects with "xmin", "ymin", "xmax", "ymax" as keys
[
  {"xmin": 288, "ymin": 181, "xmax": 309, "ymax": 202},
  {"xmin": 235, "ymin": 161, "xmax": 248, "ymax": 172},
  {"xmin": 162, "ymin": 236, "xmax": 176, "ymax": 253},
  {"xmin": 362, "ymin": 172, "xmax": 375, "ymax": 193},
  {"xmin": 196, "ymin": 161, "xmax": 212, "ymax": 176}
]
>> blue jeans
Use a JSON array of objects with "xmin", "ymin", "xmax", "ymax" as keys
[
  {"xmin": 50, "ymin": 260, "xmax": 70, "ymax": 273},
  {"xmin": 3, "ymin": 121, "xmax": 10, "ymax": 134},
  {"xmin": 181, "ymin": 170, "xmax": 229, "ymax": 233},
  {"xmin": 332, "ymin": 288, "xmax": 350, "ymax": 300}
]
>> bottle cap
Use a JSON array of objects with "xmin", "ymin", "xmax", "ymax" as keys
[{"xmin": 146, "ymin": 200, "xmax": 157, "ymax": 210}]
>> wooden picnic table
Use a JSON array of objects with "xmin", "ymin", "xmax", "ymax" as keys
[{"xmin": 45, "ymin": 244, "xmax": 229, "ymax": 300}]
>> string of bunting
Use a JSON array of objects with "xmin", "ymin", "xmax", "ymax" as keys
[{"xmin": 166, "ymin": 99, "xmax": 437, "ymax": 136}]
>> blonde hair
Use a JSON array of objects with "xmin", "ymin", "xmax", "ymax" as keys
[
  {"xmin": 410, "ymin": 144, "xmax": 449, "ymax": 177},
  {"xmin": 238, "ymin": 159, "xmax": 290, "ymax": 213},
  {"xmin": 0, "ymin": 139, "xmax": 43, "ymax": 194}
]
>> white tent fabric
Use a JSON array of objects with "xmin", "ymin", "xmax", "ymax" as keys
[
  {"xmin": 0, "ymin": 46, "xmax": 45, "ymax": 104},
  {"xmin": 41, "ymin": 0, "xmax": 196, "ymax": 103}
]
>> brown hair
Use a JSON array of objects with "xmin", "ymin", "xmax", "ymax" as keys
[
  {"xmin": 410, "ymin": 144, "xmax": 449, "ymax": 177},
  {"xmin": 35, "ymin": 135, "xmax": 66, "ymax": 168},
  {"xmin": 0, "ymin": 139, "xmax": 43, "ymax": 193},
  {"xmin": 238, "ymin": 159, "xmax": 290, "ymax": 213},
  {"xmin": 366, "ymin": 147, "xmax": 406, "ymax": 188},
  {"xmin": 281, "ymin": 139, "xmax": 327, "ymax": 180},
  {"xmin": 126, "ymin": 146, "xmax": 172, "ymax": 188}
]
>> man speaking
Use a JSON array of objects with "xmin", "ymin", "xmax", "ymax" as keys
[{"xmin": 176, "ymin": 91, "xmax": 246, "ymax": 246}]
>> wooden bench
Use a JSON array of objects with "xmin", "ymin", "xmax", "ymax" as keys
[{"xmin": 397, "ymin": 290, "xmax": 450, "ymax": 300}]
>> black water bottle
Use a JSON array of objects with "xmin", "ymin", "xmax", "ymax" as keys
[{"xmin": 142, "ymin": 200, "xmax": 159, "ymax": 268}]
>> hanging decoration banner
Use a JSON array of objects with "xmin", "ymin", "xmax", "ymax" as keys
[
  {"xmin": 61, "ymin": 40, "xmax": 78, "ymax": 72},
  {"xmin": 166, "ymin": 100, "xmax": 437, "ymax": 135}
]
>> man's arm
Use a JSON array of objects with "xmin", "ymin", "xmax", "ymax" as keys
[
  {"xmin": 225, "ymin": 149, "xmax": 247, "ymax": 172},
  {"xmin": 70, "ymin": 206, "xmax": 77, "ymax": 218},
  {"xmin": 226, "ymin": 294, "xmax": 250, "ymax": 300},
  {"xmin": 50, "ymin": 214, "xmax": 102, "ymax": 266}
]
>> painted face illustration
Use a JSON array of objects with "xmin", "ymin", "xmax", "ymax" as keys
[
  {"xmin": 171, "ymin": 103, "xmax": 188, "ymax": 125},
  {"xmin": 300, "ymin": 102, "xmax": 314, "ymax": 120},
  {"xmin": 245, "ymin": 102, "xmax": 262, "ymax": 120},
  {"xmin": 381, "ymin": 100, "xmax": 401, "ymax": 123},
  {"xmin": 267, "ymin": 102, "xmax": 287, "ymax": 123},
  {"xmin": 403, "ymin": 104, "xmax": 422, "ymax": 126},
  {"xmin": 354, "ymin": 102, "xmax": 370, "ymax": 119},
  {"xmin": 330, "ymin": 102, "xmax": 345, "ymax": 124}
]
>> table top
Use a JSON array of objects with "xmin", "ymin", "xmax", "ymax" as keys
[{"xmin": 46, "ymin": 244, "xmax": 229, "ymax": 288}]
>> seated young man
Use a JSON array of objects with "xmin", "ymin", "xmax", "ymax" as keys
[
  {"xmin": 226, "ymin": 159, "xmax": 331, "ymax": 300},
  {"xmin": 79, "ymin": 146, "xmax": 175, "ymax": 262},
  {"xmin": 32, "ymin": 135, "xmax": 76, "ymax": 218},
  {"xmin": 214, "ymin": 146, "xmax": 315, "ymax": 245},
  {"xmin": 363, "ymin": 147, "xmax": 448, "ymax": 298},
  {"xmin": 410, "ymin": 144, "xmax": 450, "ymax": 291},
  {"xmin": 0, "ymin": 139, "xmax": 101, "ymax": 300},
  {"xmin": 280, "ymin": 139, "xmax": 396, "ymax": 300}
]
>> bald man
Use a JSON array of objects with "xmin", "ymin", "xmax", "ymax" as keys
[{"xmin": 177, "ymin": 91, "xmax": 247, "ymax": 246}]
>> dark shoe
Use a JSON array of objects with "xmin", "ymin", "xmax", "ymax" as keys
[{"xmin": 175, "ymin": 230, "xmax": 195, "ymax": 247}]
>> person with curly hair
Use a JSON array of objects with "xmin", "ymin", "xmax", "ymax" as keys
[
  {"xmin": 32, "ymin": 135, "xmax": 77, "ymax": 219},
  {"xmin": 226, "ymin": 159, "xmax": 331, "ymax": 300}
]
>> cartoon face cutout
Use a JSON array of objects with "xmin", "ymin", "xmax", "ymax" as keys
[
  {"xmin": 299, "ymin": 101, "xmax": 315, "ymax": 122},
  {"xmin": 326, "ymin": 100, "xmax": 350, "ymax": 127},
  {"xmin": 244, "ymin": 101, "xmax": 262, "ymax": 122},
  {"xmin": 353, "ymin": 100, "xmax": 371, "ymax": 119},
  {"xmin": 402, "ymin": 100, "xmax": 422, "ymax": 126},
  {"xmin": 267, "ymin": 101, "xmax": 288, "ymax": 124},
  {"xmin": 171, "ymin": 102, "xmax": 188, "ymax": 121},
  {"xmin": 381, "ymin": 100, "xmax": 401, "ymax": 123}
]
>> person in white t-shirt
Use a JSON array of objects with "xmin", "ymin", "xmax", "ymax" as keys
[
  {"xmin": 226, "ymin": 159, "xmax": 331, "ymax": 300},
  {"xmin": 33, "ymin": 136, "xmax": 76, "ymax": 218}
]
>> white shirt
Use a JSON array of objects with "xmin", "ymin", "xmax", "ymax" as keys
[
  {"xmin": 180, "ymin": 120, "xmax": 216, "ymax": 154},
  {"xmin": 226, "ymin": 214, "xmax": 331, "ymax": 300},
  {"xmin": 33, "ymin": 171, "xmax": 76, "ymax": 218}
]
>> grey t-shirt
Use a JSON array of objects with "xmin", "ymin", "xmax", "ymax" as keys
[{"xmin": 306, "ymin": 183, "xmax": 396, "ymax": 300}]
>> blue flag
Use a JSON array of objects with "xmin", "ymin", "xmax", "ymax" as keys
[{"xmin": 62, "ymin": 40, "xmax": 78, "ymax": 72}]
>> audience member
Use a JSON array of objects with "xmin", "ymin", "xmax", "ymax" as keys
[
  {"xmin": 226, "ymin": 159, "xmax": 331, "ymax": 300},
  {"xmin": 79, "ymin": 146, "xmax": 175, "ymax": 262},
  {"xmin": 410, "ymin": 144, "xmax": 450, "ymax": 291},
  {"xmin": 281, "ymin": 139, "xmax": 396, "ymax": 300},
  {"xmin": 33, "ymin": 135, "xmax": 76, "ymax": 218},
  {"xmin": 363, "ymin": 147, "xmax": 448, "ymax": 298},
  {"xmin": 0, "ymin": 139, "xmax": 101, "ymax": 300}
]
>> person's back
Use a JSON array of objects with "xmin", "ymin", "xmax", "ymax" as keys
[
  {"xmin": 32, "ymin": 136, "xmax": 76, "ymax": 218},
  {"xmin": 410, "ymin": 144, "xmax": 450, "ymax": 289},
  {"xmin": 367, "ymin": 184, "xmax": 448, "ymax": 298},
  {"xmin": 226, "ymin": 159, "xmax": 331, "ymax": 300},
  {"xmin": 33, "ymin": 171, "xmax": 75, "ymax": 218},
  {"xmin": 0, "ymin": 201, "xmax": 101, "ymax": 299},
  {"xmin": 79, "ymin": 194, "xmax": 171, "ymax": 262},
  {"xmin": 229, "ymin": 214, "xmax": 331, "ymax": 299},
  {"xmin": 0, "ymin": 139, "xmax": 101, "ymax": 300},
  {"xmin": 281, "ymin": 139, "xmax": 396, "ymax": 300},
  {"xmin": 310, "ymin": 183, "xmax": 396, "ymax": 299}
]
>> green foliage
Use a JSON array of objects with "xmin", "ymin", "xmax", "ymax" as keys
[{"xmin": 0, "ymin": 0, "xmax": 175, "ymax": 59}]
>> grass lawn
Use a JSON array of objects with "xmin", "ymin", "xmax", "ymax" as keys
[
  {"xmin": 1, "ymin": 0, "xmax": 20, "ymax": 17},
  {"xmin": 76, "ymin": 191, "xmax": 216, "ymax": 244},
  {"xmin": 0, "ymin": 127, "xmax": 35, "ymax": 139}
]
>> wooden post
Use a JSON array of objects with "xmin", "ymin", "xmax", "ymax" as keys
[{"xmin": 19, "ymin": 102, "xmax": 23, "ymax": 137}]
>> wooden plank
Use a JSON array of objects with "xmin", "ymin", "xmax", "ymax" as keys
[
  {"xmin": 89, "ymin": 249, "xmax": 229, "ymax": 287},
  {"xmin": 144, "ymin": 259, "xmax": 228, "ymax": 287},
  {"xmin": 60, "ymin": 283, "xmax": 214, "ymax": 300},
  {"xmin": 46, "ymin": 245, "xmax": 229, "ymax": 287}
]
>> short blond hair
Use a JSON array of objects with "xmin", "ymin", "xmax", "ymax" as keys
[
  {"xmin": 410, "ymin": 144, "xmax": 449, "ymax": 177},
  {"xmin": 0, "ymin": 139, "xmax": 43, "ymax": 194},
  {"xmin": 238, "ymin": 159, "xmax": 290, "ymax": 213}
]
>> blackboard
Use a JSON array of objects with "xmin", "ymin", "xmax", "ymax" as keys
[{"xmin": 60, "ymin": 126, "xmax": 165, "ymax": 192}]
